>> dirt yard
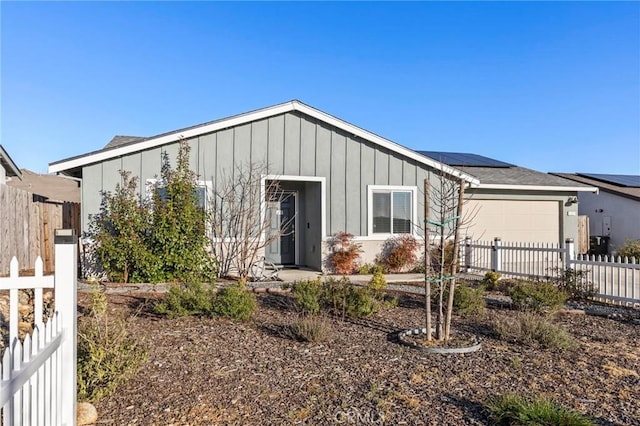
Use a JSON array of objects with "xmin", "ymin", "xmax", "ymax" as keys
[{"xmin": 85, "ymin": 290, "xmax": 640, "ymax": 425}]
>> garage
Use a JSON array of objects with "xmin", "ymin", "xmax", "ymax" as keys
[{"xmin": 464, "ymin": 199, "xmax": 560, "ymax": 244}]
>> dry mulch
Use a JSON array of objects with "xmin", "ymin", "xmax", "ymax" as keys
[{"xmin": 86, "ymin": 291, "xmax": 640, "ymax": 426}]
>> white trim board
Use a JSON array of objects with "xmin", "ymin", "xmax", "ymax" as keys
[
  {"xmin": 48, "ymin": 101, "xmax": 479, "ymax": 185},
  {"xmin": 474, "ymin": 183, "xmax": 599, "ymax": 193}
]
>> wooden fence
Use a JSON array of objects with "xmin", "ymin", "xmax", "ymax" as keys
[
  {"xmin": 0, "ymin": 184, "xmax": 80, "ymax": 274},
  {"xmin": 462, "ymin": 237, "xmax": 640, "ymax": 306},
  {"xmin": 0, "ymin": 234, "xmax": 77, "ymax": 425}
]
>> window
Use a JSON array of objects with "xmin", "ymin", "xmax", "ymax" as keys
[
  {"xmin": 146, "ymin": 179, "xmax": 209, "ymax": 210},
  {"xmin": 369, "ymin": 186, "xmax": 416, "ymax": 235}
]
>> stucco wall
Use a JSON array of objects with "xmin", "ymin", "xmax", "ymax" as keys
[{"xmin": 578, "ymin": 190, "xmax": 640, "ymax": 253}]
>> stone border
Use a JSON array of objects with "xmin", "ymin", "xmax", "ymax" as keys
[{"xmin": 397, "ymin": 328, "xmax": 482, "ymax": 354}]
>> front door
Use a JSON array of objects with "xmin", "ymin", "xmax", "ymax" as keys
[{"xmin": 266, "ymin": 193, "xmax": 296, "ymax": 265}]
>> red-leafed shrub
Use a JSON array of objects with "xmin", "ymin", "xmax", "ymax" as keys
[
  {"xmin": 380, "ymin": 234, "xmax": 419, "ymax": 273},
  {"xmin": 328, "ymin": 232, "xmax": 362, "ymax": 275}
]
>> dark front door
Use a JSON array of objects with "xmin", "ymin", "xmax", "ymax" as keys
[{"xmin": 266, "ymin": 193, "xmax": 296, "ymax": 265}]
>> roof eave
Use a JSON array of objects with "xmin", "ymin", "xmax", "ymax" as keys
[
  {"xmin": 473, "ymin": 183, "xmax": 599, "ymax": 193},
  {"xmin": 0, "ymin": 145, "xmax": 22, "ymax": 180}
]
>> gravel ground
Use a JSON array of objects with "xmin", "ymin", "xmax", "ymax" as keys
[{"xmin": 86, "ymin": 289, "xmax": 640, "ymax": 426}]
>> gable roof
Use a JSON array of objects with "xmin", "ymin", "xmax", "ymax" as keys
[
  {"xmin": 420, "ymin": 151, "xmax": 597, "ymax": 192},
  {"xmin": 48, "ymin": 100, "xmax": 478, "ymax": 184},
  {"xmin": 551, "ymin": 172, "xmax": 640, "ymax": 201},
  {"xmin": 0, "ymin": 145, "xmax": 22, "ymax": 181},
  {"xmin": 104, "ymin": 135, "xmax": 146, "ymax": 149}
]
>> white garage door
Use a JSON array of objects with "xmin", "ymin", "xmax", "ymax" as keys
[{"xmin": 464, "ymin": 200, "xmax": 560, "ymax": 244}]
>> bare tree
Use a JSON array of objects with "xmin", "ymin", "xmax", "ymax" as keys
[
  {"xmin": 423, "ymin": 171, "xmax": 473, "ymax": 342},
  {"xmin": 209, "ymin": 162, "xmax": 293, "ymax": 279}
]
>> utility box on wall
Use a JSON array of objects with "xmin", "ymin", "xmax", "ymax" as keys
[{"xmin": 589, "ymin": 236, "xmax": 610, "ymax": 256}]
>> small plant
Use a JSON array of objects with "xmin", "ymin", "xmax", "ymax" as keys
[
  {"xmin": 482, "ymin": 271, "xmax": 501, "ymax": 291},
  {"xmin": 77, "ymin": 286, "xmax": 148, "ymax": 402},
  {"xmin": 357, "ymin": 263, "xmax": 388, "ymax": 275},
  {"xmin": 321, "ymin": 277, "xmax": 379, "ymax": 318},
  {"xmin": 213, "ymin": 282, "xmax": 257, "ymax": 321},
  {"xmin": 380, "ymin": 234, "xmax": 419, "ymax": 272},
  {"xmin": 492, "ymin": 312, "xmax": 574, "ymax": 350},
  {"xmin": 486, "ymin": 393, "xmax": 594, "ymax": 425},
  {"xmin": 618, "ymin": 239, "xmax": 640, "ymax": 261},
  {"xmin": 154, "ymin": 281, "xmax": 216, "ymax": 318},
  {"xmin": 508, "ymin": 281, "xmax": 567, "ymax": 313},
  {"xmin": 328, "ymin": 232, "xmax": 362, "ymax": 275},
  {"xmin": 548, "ymin": 268, "xmax": 595, "ymax": 301},
  {"xmin": 368, "ymin": 270, "xmax": 387, "ymax": 295},
  {"xmin": 291, "ymin": 278, "xmax": 322, "ymax": 314},
  {"xmin": 453, "ymin": 284, "xmax": 486, "ymax": 317},
  {"xmin": 285, "ymin": 314, "xmax": 333, "ymax": 342}
]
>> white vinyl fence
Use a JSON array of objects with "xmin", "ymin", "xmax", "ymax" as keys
[
  {"xmin": 462, "ymin": 237, "xmax": 640, "ymax": 306},
  {"xmin": 0, "ymin": 230, "xmax": 78, "ymax": 425}
]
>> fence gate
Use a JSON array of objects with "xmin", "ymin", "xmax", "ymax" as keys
[{"xmin": 0, "ymin": 229, "xmax": 78, "ymax": 425}]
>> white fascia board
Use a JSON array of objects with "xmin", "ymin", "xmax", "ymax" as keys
[
  {"xmin": 49, "ymin": 102, "xmax": 295, "ymax": 174},
  {"xmin": 475, "ymin": 183, "xmax": 599, "ymax": 193},
  {"xmin": 291, "ymin": 102, "xmax": 479, "ymax": 185},
  {"xmin": 48, "ymin": 99, "xmax": 478, "ymax": 185}
]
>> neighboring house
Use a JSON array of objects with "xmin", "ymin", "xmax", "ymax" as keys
[
  {"xmin": 0, "ymin": 145, "xmax": 22, "ymax": 185},
  {"xmin": 550, "ymin": 173, "xmax": 640, "ymax": 254},
  {"xmin": 421, "ymin": 152, "xmax": 597, "ymax": 245},
  {"xmin": 48, "ymin": 100, "xmax": 591, "ymax": 270},
  {"xmin": 7, "ymin": 169, "xmax": 80, "ymax": 203}
]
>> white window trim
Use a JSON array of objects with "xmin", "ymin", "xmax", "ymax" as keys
[
  {"xmin": 367, "ymin": 185, "xmax": 418, "ymax": 238},
  {"xmin": 145, "ymin": 178, "xmax": 212, "ymax": 210}
]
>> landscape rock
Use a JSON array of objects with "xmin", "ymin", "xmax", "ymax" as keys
[{"xmin": 77, "ymin": 402, "xmax": 98, "ymax": 425}]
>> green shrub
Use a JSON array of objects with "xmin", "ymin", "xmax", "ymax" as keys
[
  {"xmin": 492, "ymin": 312, "xmax": 574, "ymax": 350},
  {"xmin": 357, "ymin": 263, "xmax": 389, "ymax": 275},
  {"xmin": 482, "ymin": 271, "xmax": 501, "ymax": 291},
  {"xmin": 291, "ymin": 278, "xmax": 322, "ymax": 314},
  {"xmin": 508, "ymin": 281, "xmax": 567, "ymax": 313},
  {"xmin": 486, "ymin": 393, "xmax": 594, "ymax": 426},
  {"xmin": 285, "ymin": 314, "xmax": 333, "ymax": 342},
  {"xmin": 617, "ymin": 239, "xmax": 640, "ymax": 261},
  {"xmin": 87, "ymin": 142, "xmax": 217, "ymax": 284},
  {"xmin": 379, "ymin": 234, "xmax": 419, "ymax": 272},
  {"xmin": 88, "ymin": 170, "xmax": 161, "ymax": 283},
  {"xmin": 549, "ymin": 268, "xmax": 595, "ymax": 301},
  {"xmin": 154, "ymin": 281, "xmax": 216, "ymax": 318},
  {"xmin": 213, "ymin": 282, "xmax": 257, "ymax": 321},
  {"xmin": 368, "ymin": 270, "xmax": 387, "ymax": 294},
  {"xmin": 453, "ymin": 284, "xmax": 486, "ymax": 317},
  {"xmin": 78, "ymin": 287, "xmax": 148, "ymax": 402},
  {"xmin": 321, "ymin": 277, "xmax": 379, "ymax": 318}
]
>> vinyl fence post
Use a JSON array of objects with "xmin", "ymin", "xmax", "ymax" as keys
[
  {"xmin": 492, "ymin": 237, "xmax": 502, "ymax": 272},
  {"xmin": 54, "ymin": 229, "xmax": 78, "ymax": 426},
  {"xmin": 565, "ymin": 238, "xmax": 575, "ymax": 270},
  {"xmin": 464, "ymin": 237, "xmax": 472, "ymax": 272}
]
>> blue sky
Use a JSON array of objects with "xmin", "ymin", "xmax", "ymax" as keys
[{"xmin": 2, "ymin": 2, "xmax": 639, "ymax": 175}]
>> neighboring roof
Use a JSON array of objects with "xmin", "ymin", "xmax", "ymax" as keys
[
  {"xmin": 0, "ymin": 145, "xmax": 22, "ymax": 180},
  {"xmin": 419, "ymin": 151, "xmax": 514, "ymax": 168},
  {"xmin": 420, "ymin": 151, "xmax": 597, "ymax": 192},
  {"xmin": 48, "ymin": 100, "xmax": 479, "ymax": 185},
  {"xmin": 104, "ymin": 135, "xmax": 146, "ymax": 149},
  {"xmin": 7, "ymin": 169, "xmax": 80, "ymax": 203},
  {"xmin": 551, "ymin": 173, "xmax": 640, "ymax": 201}
]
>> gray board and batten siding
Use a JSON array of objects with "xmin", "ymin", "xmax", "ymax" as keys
[{"xmin": 81, "ymin": 111, "xmax": 444, "ymax": 263}]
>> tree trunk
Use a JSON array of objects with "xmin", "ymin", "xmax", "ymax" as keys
[
  {"xmin": 444, "ymin": 179, "xmax": 466, "ymax": 340},
  {"xmin": 423, "ymin": 178, "xmax": 432, "ymax": 341}
]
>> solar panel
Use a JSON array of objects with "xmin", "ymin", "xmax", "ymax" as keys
[
  {"xmin": 418, "ymin": 151, "xmax": 514, "ymax": 168},
  {"xmin": 577, "ymin": 173, "xmax": 640, "ymax": 188}
]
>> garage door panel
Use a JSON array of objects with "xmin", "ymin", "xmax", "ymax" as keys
[{"xmin": 465, "ymin": 200, "xmax": 559, "ymax": 243}]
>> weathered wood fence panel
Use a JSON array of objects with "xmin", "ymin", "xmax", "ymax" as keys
[{"xmin": 0, "ymin": 185, "xmax": 80, "ymax": 275}]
